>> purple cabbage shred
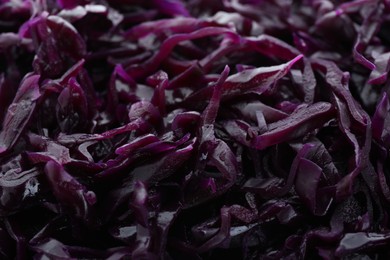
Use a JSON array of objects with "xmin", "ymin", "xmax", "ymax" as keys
[{"xmin": 1, "ymin": 0, "xmax": 390, "ymax": 259}]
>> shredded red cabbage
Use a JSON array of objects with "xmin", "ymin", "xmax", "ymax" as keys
[{"xmin": 1, "ymin": 0, "xmax": 390, "ymax": 259}]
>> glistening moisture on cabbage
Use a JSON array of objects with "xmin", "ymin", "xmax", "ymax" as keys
[{"xmin": 1, "ymin": 0, "xmax": 390, "ymax": 259}]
